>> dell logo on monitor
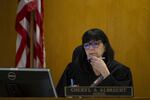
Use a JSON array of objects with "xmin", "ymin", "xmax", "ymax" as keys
[{"xmin": 8, "ymin": 72, "xmax": 16, "ymax": 80}]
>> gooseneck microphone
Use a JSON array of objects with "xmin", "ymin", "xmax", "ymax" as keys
[{"xmin": 90, "ymin": 75, "xmax": 104, "ymax": 87}]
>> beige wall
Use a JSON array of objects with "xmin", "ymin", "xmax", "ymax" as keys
[{"xmin": 0, "ymin": 0, "xmax": 150, "ymax": 97}]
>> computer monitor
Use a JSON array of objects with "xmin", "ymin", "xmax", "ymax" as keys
[{"xmin": 0, "ymin": 68, "xmax": 57, "ymax": 97}]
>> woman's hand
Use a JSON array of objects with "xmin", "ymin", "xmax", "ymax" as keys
[{"xmin": 90, "ymin": 56, "xmax": 110, "ymax": 79}]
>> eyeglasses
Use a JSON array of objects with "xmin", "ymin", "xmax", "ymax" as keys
[{"xmin": 83, "ymin": 40, "xmax": 102, "ymax": 49}]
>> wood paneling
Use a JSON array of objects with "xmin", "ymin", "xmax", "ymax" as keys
[
  {"xmin": 0, "ymin": 0, "xmax": 150, "ymax": 97},
  {"xmin": 45, "ymin": 0, "xmax": 150, "ymax": 97}
]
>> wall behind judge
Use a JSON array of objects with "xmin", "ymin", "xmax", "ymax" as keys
[
  {"xmin": 0, "ymin": 0, "xmax": 150, "ymax": 97},
  {"xmin": 0, "ymin": 1, "xmax": 17, "ymax": 67}
]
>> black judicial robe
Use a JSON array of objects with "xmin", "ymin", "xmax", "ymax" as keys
[{"xmin": 56, "ymin": 59, "xmax": 133, "ymax": 97}]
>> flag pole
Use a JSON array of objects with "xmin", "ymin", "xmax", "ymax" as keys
[{"xmin": 30, "ymin": 11, "xmax": 35, "ymax": 68}]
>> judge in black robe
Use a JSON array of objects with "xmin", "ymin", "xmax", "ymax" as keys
[{"xmin": 56, "ymin": 28, "xmax": 133, "ymax": 97}]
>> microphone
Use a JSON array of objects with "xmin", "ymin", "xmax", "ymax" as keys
[{"xmin": 90, "ymin": 75, "xmax": 104, "ymax": 87}]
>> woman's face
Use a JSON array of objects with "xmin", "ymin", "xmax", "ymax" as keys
[{"xmin": 83, "ymin": 40, "xmax": 105, "ymax": 59}]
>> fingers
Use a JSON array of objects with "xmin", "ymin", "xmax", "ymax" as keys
[
  {"xmin": 90, "ymin": 56, "xmax": 104, "ymax": 61},
  {"xmin": 90, "ymin": 56, "xmax": 106, "ymax": 70},
  {"xmin": 89, "ymin": 56, "xmax": 110, "ymax": 78},
  {"xmin": 90, "ymin": 57, "xmax": 104, "ymax": 65}
]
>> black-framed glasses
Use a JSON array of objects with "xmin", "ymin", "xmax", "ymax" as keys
[{"xmin": 83, "ymin": 40, "xmax": 102, "ymax": 49}]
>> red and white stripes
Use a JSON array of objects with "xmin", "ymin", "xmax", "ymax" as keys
[{"xmin": 15, "ymin": 0, "xmax": 45, "ymax": 68}]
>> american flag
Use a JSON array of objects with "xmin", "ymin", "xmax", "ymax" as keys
[{"xmin": 15, "ymin": 0, "xmax": 45, "ymax": 68}]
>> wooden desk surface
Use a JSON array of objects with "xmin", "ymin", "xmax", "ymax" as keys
[{"xmin": 0, "ymin": 97, "xmax": 149, "ymax": 100}]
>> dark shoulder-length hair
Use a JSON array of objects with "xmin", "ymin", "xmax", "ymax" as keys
[{"xmin": 82, "ymin": 28, "xmax": 114, "ymax": 63}]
